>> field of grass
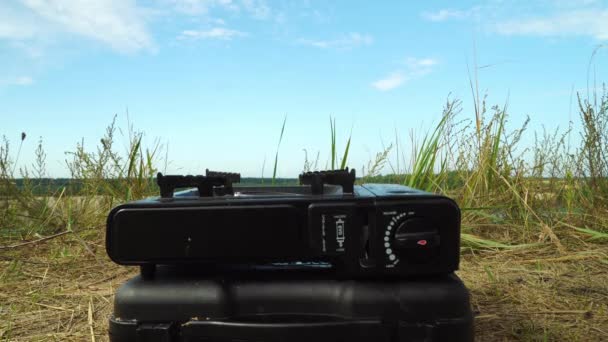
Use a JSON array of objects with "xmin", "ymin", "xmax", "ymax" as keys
[{"xmin": 1, "ymin": 88, "xmax": 608, "ymax": 341}]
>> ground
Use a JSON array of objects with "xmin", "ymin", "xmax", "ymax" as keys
[{"xmin": 1, "ymin": 231, "xmax": 607, "ymax": 341}]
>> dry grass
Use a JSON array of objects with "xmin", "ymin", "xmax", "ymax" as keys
[
  {"xmin": 463, "ymin": 246, "xmax": 608, "ymax": 341},
  {"xmin": 0, "ymin": 230, "xmax": 133, "ymax": 342},
  {"xmin": 1, "ymin": 230, "xmax": 606, "ymax": 341}
]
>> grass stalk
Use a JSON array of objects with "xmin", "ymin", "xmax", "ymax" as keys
[{"xmin": 272, "ymin": 115, "xmax": 287, "ymax": 185}]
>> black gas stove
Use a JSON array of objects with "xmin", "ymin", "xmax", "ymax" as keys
[{"xmin": 106, "ymin": 168, "xmax": 461, "ymax": 278}]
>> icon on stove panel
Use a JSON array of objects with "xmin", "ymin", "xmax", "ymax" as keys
[{"xmin": 335, "ymin": 216, "xmax": 346, "ymax": 250}]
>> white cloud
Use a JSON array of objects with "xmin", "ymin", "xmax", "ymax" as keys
[
  {"xmin": 495, "ymin": 10, "xmax": 608, "ymax": 40},
  {"xmin": 404, "ymin": 57, "xmax": 438, "ymax": 78},
  {"xmin": 0, "ymin": 9, "xmax": 38, "ymax": 40},
  {"xmin": 178, "ymin": 27, "xmax": 247, "ymax": 40},
  {"xmin": 167, "ymin": 0, "xmax": 271, "ymax": 19},
  {"xmin": 406, "ymin": 57, "xmax": 438, "ymax": 68},
  {"xmin": 372, "ymin": 57, "xmax": 438, "ymax": 91},
  {"xmin": 1, "ymin": 0, "xmax": 274, "ymax": 54},
  {"xmin": 168, "ymin": 0, "xmax": 210, "ymax": 14},
  {"xmin": 167, "ymin": 0, "xmax": 238, "ymax": 15},
  {"xmin": 299, "ymin": 33, "xmax": 373, "ymax": 49},
  {"xmin": 14, "ymin": 76, "xmax": 33, "ymax": 85},
  {"xmin": 211, "ymin": 18, "xmax": 226, "ymax": 25},
  {"xmin": 17, "ymin": 0, "xmax": 152, "ymax": 53},
  {"xmin": 423, "ymin": 4, "xmax": 608, "ymax": 41},
  {"xmin": 421, "ymin": 8, "xmax": 474, "ymax": 22},
  {"xmin": 241, "ymin": 0, "xmax": 270, "ymax": 20},
  {"xmin": 0, "ymin": 76, "xmax": 34, "ymax": 87},
  {"xmin": 371, "ymin": 72, "xmax": 406, "ymax": 91}
]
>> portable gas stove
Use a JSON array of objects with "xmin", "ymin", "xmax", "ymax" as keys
[{"xmin": 106, "ymin": 168, "xmax": 461, "ymax": 278}]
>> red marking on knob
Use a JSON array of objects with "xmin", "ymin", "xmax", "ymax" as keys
[{"xmin": 417, "ymin": 239, "xmax": 428, "ymax": 246}]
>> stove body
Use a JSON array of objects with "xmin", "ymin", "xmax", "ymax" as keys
[{"xmin": 106, "ymin": 170, "xmax": 461, "ymax": 277}]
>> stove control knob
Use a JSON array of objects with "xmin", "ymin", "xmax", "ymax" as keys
[{"xmin": 392, "ymin": 217, "xmax": 439, "ymax": 261}]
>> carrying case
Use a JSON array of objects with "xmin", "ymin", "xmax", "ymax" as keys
[{"xmin": 109, "ymin": 269, "xmax": 473, "ymax": 342}]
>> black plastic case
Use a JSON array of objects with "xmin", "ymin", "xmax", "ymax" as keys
[{"xmin": 109, "ymin": 269, "xmax": 473, "ymax": 342}]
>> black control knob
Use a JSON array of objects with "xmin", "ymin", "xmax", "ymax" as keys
[{"xmin": 392, "ymin": 217, "xmax": 439, "ymax": 261}]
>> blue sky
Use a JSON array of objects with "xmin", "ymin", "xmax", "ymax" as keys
[{"xmin": 1, "ymin": 0, "xmax": 608, "ymax": 178}]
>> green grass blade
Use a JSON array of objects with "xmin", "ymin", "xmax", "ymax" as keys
[
  {"xmin": 340, "ymin": 133, "xmax": 351, "ymax": 170},
  {"xmin": 406, "ymin": 110, "xmax": 450, "ymax": 190},
  {"xmin": 330, "ymin": 117, "xmax": 336, "ymax": 169},
  {"xmin": 574, "ymin": 227, "xmax": 608, "ymax": 240},
  {"xmin": 126, "ymin": 136, "xmax": 142, "ymax": 178},
  {"xmin": 272, "ymin": 115, "xmax": 287, "ymax": 185},
  {"xmin": 260, "ymin": 156, "xmax": 266, "ymax": 184},
  {"xmin": 461, "ymin": 233, "xmax": 540, "ymax": 249}
]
